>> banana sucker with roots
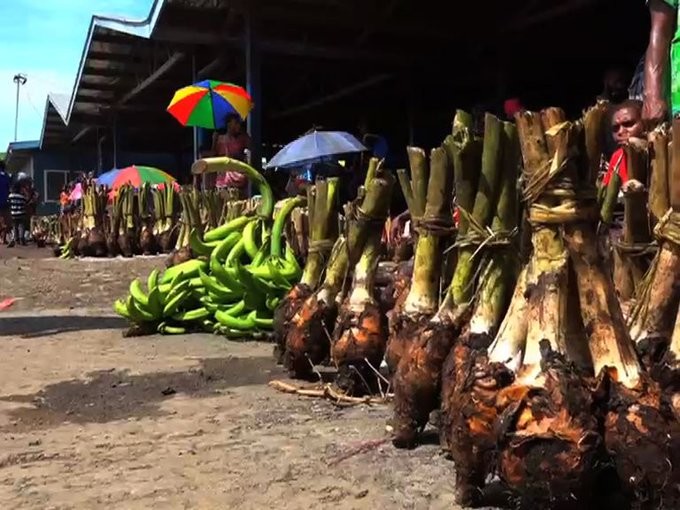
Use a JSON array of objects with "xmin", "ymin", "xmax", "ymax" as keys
[
  {"xmin": 273, "ymin": 177, "xmax": 340, "ymax": 363},
  {"xmin": 283, "ymin": 161, "xmax": 393, "ymax": 380},
  {"xmin": 138, "ymin": 182, "xmax": 158, "ymax": 255},
  {"xmin": 438, "ymin": 104, "xmax": 680, "ymax": 510},
  {"xmin": 116, "ymin": 184, "xmax": 137, "ymax": 257},
  {"xmin": 384, "ymin": 144, "xmax": 457, "ymax": 376},
  {"xmin": 168, "ymin": 186, "xmax": 201, "ymax": 266},
  {"xmin": 392, "ymin": 111, "xmax": 522, "ymax": 449},
  {"xmin": 331, "ymin": 162, "xmax": 395, "ymax": 394}
]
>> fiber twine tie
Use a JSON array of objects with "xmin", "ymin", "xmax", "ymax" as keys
[
  {"xmin": 308, "ymin": 239, "xmax": 336, "ymax": 255},
  {"xmin": 354, "ymin": 205, "xmax": 388, "ymax": 229},
  {"xmin": 452, "ymin": 206, "xmax": 518, "ymax": 259},
  {"xmin": 654, "ymin": 209, "xmax": 680, "ymax": 246},
  {"xmin": 522, "ymin": 145, "xmax": 577, "ymax": 205},
  {"xmin": 527, "ymin": 199, "xmax": 599, "ymax": 226},
  {"xmin": 613, "ymin": 239, "xmax": 658, "ymax": 258},
  {"xmin": 412, "ymin": 216, "xmax": 456, "ymax": 237}
]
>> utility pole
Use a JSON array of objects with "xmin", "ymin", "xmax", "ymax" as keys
[{"xmin": 13, "ymin": 73, "xmax": 27, "ymax": 142}]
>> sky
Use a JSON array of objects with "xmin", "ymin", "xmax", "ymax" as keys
[{"xmin": 0, "ymin": 0, "xmax": 154, "ymax": 151}]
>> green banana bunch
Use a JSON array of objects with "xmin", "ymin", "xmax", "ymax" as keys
[
  {"xmin": 114, "ymin": 267, "xmax": 208, "ymax": 335},
  {"xmin": 210, "ymin": 197, "xmax": 305, "ymax": 337},
  {"xmin": 114, "ymin": 161, "xmax": 308, "ymax": 338}
]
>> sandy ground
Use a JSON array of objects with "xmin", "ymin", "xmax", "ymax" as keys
[{"xmin": 0, "ymin": 245, "xmax": 498, "ymax": 509}]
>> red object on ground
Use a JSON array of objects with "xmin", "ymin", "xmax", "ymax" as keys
[
  {"xmin": 602, "ymin": 148, "xmax": 628, "ymax": 187},
  {"xmin": 0, "ymin": 298, "xmax": 16, "ymax": 311}
]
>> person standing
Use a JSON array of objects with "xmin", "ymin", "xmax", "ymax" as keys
[
  {"xmin": 643, "ymin": 0, "xmax": 677, "ymax": 124},
  {"xmin": 598, "ymin": 68, "xmax": 631, "ymax": 105},
  {"xmin": 0, "ymin": 161, "xmax": 10, "ymax": 244},
  {"xmin": 208, "ymin": 113, "xmax": 251, "ymax": 197},
  {"xmin": 22, "ymin": 178, "xmax": 39, "ymax": 243},
  {"xmin": 7, "ymin": 182, "xmax": 27, "ymax": 247},
  {"xmin": 358, "ymin": 118, "xmax": 389, "ymax": 161}
]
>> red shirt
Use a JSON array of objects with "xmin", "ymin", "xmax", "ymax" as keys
[{"xmin": 602, "ymin": 148, "xmax": 628, "ymax": 187}]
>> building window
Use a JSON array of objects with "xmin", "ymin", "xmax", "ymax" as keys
[{"xmin": 44, "ymin": 170, "xmax": 69, "ymax": 203}]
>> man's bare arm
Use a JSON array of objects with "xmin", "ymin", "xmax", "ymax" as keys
[{"xmin": 644, "ymin": 0, "xmax": 676, "ymax": 123}]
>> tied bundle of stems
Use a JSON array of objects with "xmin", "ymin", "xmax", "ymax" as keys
[
  {"xmin": 331, "ymin": 163, "xmax": 395, "ymax": 394},
  {"xmin": 384, "ymin": 143, "xmax": 456, "ymax": 375},
  {"xmin": 106, "ymin": 187, "xmax": 123, "ymax": 257},
  {"xmin": 284, "ymin": 161, "xmax": 393, "ymax": 380},
  {"xmin": 438, "ymin": 106, "xmax": 588, "ymax": 506},
  {"xmin": 440, "ymin": 104, "xmax": 679, "ymax": 510},
  {"xmin": 138, "ymin": 182, "xmax": 158, "ymax": 256},
  {"xmin": 117, "ymin": 185, "xmax": 137, "ymax": 257},
  {"xmin": 629, "ymin": 121, "xmax": 680, "ymax": 357},
  {"xmin": 170, "ymin": 187, "xmax": 199, "ymax": 266},
  {"xmin": 392, "ymin": 112, "xmax": 521, "ymax": 449},
  {"xmin": 610, "ymin": 141, "xmax": 654, "ymax": 301},
  {"xmin": 274, "ymin": 177, "xmax": 340, "ymax": 363},
  {"xmin": 630, "ymin": 120, "xmax": 680, "ymax": 423}
]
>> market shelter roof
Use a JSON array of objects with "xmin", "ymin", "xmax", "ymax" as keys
[{"xmin": 39, "ymin": 0, "xmax": 637, "ymax": 151}]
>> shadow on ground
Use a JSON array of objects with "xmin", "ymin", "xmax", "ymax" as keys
[
  {"xmin": 0, "ymin": 356, "xmax": 286, "ymax": 432},
  {"xmin": 0, "ymin": 316, "xmax": 127, "ymax": 338}
]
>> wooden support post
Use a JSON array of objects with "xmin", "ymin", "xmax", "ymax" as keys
[
  {"xmin": 112, "ymin": 114, "xmax": 118, "ymax": 169},
  {"xmin": 245, "ymin": 5, "xmax": 262, "ymax": 176},
  {"xmin": 192, "ymin": 52, "xmax": 199, "ymax": 163}
]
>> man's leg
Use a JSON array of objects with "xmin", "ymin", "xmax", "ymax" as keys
[
  {"xmin": 0, "ymin": 209, "xmax": 7, "ymax": 244},
  {"xmin": 17, "ymin": 219, "xmax": 26, "ymax": 246},
  {"xmin": 8, "ymin": 220, "xmax": 18, "ymax": 247}
]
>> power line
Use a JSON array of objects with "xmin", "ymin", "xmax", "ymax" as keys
[{"xmin": 24, "ymin": 89, "xmax": 43, "ymax": 117}]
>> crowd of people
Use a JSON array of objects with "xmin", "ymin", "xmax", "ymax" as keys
[{"xmin": 0, "ymin": 161, "xmax": 39, "ymax": 247}]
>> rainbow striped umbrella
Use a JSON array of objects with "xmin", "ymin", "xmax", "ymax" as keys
[
  {"xmin": 110, "ymin": 165, "xmax": 175, "ymax": 190},
  {"xmin": 167, "ymin": 80, "xmax": 253, "ymax": 129}
]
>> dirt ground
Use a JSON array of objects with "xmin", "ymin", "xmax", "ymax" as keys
[{"xmin": 0, "ymin": 244, "xmax": 498, "ymax": 509}]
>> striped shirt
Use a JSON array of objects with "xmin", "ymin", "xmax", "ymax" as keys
[{"xmin": 8, "ymin": 192, "xmax": 27, "ymax": 218}]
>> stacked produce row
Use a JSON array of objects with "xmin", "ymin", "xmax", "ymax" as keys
[
  {"xmin": 273, "ymin": 106, "xmax": 680, "ymax": 509},
  {"xmin": 55, "ymin": 182, "xmax": 258, "ymax": 260},
  {"xmin": 113, "ymin": 107, "xmax": 680, "ymax": 509},
  {"xmin": 114, "ymin": 159, "xmax": 304, "ymax": 338}
]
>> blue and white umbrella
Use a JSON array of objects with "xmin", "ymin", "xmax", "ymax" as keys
[{"xmin": 264, "ymin": 130, "xmax": 367, "ymax": 170}]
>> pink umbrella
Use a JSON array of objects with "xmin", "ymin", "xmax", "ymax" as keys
[{"xmin": 68, "ymin": 183, "xmax": 83, "ymax": 201}]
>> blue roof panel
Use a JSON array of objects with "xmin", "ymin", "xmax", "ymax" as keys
[{"xmin": 8, "ymin": 140, "xmax": 41, "ymax": 152}]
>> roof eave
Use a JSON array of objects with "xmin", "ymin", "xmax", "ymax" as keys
[
  {"xmin": 38, "ymin": 96, "xmax": 52, "ymax": 150},
  {"xmin": 65, "ymin": 0, "xmax": 168, "ymax": 125}
]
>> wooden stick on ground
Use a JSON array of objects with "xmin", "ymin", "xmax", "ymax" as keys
[{"xmin": 268, "ymin": 380, "xmax": 393, "ymax": 406}]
